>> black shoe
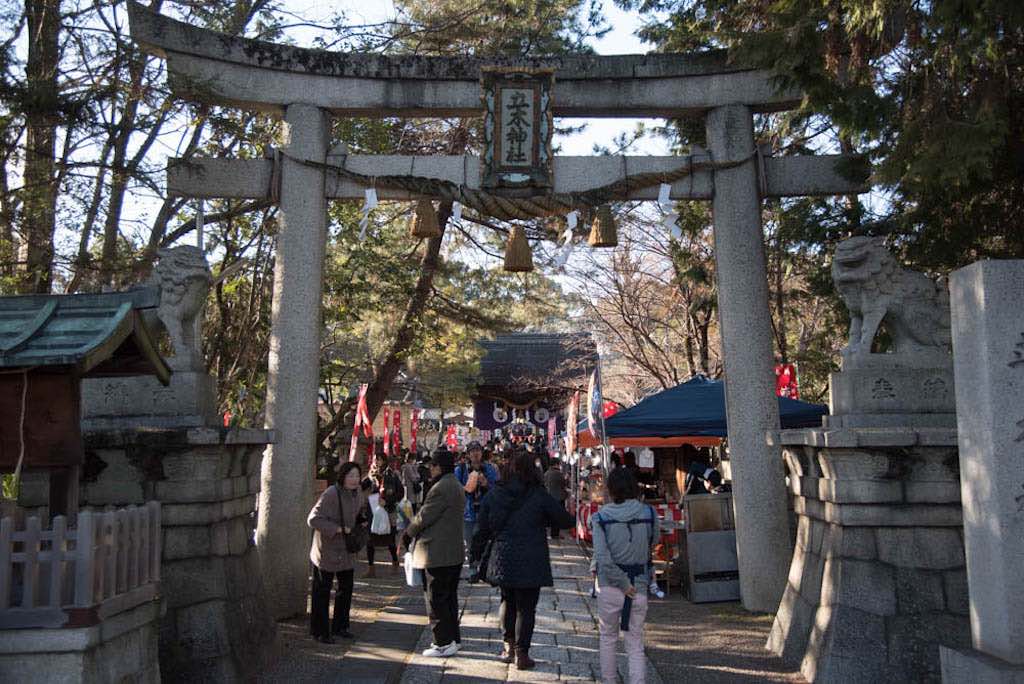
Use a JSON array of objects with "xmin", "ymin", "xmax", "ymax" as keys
[
  {"xmin": 315, "ymin": 634, "xmax": 336, "ymax": 644},
  {"xmin": 332, "ymin": 629, "xmax": 355, "ymax": 639}
]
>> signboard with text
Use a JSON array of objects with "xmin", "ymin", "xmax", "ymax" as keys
[{"xmin": 481, "ymin": 67, "xmax": 554, "ymax": 193}]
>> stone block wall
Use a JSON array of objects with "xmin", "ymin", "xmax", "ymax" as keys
[
  {"xmin": 0, "ymin": 600, "xmax": 160, "ymax": 683},
  {"xmin": 767, "ymin": 427, "xmax": 971, "ymax": 683},
  {"xmin": 81, "ymin": 427, "xmax": 276, "ymax": 683}
]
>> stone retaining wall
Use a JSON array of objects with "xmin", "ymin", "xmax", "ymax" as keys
[
  {"xmin": 81, "ymin": 427, "xmax": 276, "ymax": 682},
  {"xmin": 767, "ymin": 427, "xmax": 971, "ymax": 682},
  {"xmin": 0, "ymin": 599, "xmax": 160, "ymax": 683}
]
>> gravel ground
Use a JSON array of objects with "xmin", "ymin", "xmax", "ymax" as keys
[{"xmin": 644, "ymin": 591, "xmax": 802, "ymax": 682}]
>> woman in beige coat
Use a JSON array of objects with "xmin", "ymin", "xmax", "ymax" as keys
[{"xmin": 307, "ymin": 461, "xmax": 369, "ymax": 643}]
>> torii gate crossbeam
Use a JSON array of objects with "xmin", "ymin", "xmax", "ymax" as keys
[{"xmin": 128, "ymin": 1, "xmax": 868, "ymax": 618}]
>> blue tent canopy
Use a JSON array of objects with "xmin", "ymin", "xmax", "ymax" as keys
[{"xmin": 584, "ymin": 375, "xmax": 827, "ymax": 440}]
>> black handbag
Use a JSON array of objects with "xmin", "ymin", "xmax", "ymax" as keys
[{"xmin": 337, "ymin": 487, "xmax": 368, "ymax": 553}]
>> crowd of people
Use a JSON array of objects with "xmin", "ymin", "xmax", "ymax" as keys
[{"xmin": 305, "ymin": 438, "xmax": 661, "ymax": 683}]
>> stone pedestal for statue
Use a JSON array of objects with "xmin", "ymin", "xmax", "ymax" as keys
[
  {"xmin": 767, "ymin": 427, "xmax": 969, "ymax": 682},
  {"xmin": 939, "ymin": 260, "xmax": 1024, "ymax": 684},
  {"xmin": 79, "ymin": 246, "xmax": 277, "ymax": 682},
  {"xmin": 80, "ymin": 427, "xmax": 275, "ymax": 683},
  {"xmin": 767, "ymin": 238, "xmax": 970, "ymax": 682}
]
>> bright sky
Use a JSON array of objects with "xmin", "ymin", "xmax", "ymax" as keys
[{"xmin": 279, "ymin": 0, "xmax": 670, "ymax": 157}]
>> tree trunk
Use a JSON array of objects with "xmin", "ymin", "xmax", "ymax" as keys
[
  {"xmin": 774, "ymin": 231, "xmax": 788, "ymax": 364},
  {"xmin": 363, "ymin": 203, "xmax": 451, "ymax": 420},
  {"xmin": 19, "ymin": 0, "xmax": 61, "ymax": 293}
]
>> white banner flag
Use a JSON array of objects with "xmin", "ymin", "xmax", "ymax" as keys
[{"xmin": 587, "ymin": 368, "xmax": 604, "ymax": 441}]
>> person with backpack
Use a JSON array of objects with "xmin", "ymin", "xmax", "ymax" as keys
[
  {"xmin": 591, "ymin": 467, "xmax": 658, "ymax": 684},
  {"xmin": 307, "ymin": 461, "xmax": 369, "ymax": 643},
  {"xmin": 470, "ymin": 449, "xmax": 575, "ymax": 670}
]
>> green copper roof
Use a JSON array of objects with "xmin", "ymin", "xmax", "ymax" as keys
[{"xmin": 0, "ymin": 288, "xmax": 171, "ymax": 384}]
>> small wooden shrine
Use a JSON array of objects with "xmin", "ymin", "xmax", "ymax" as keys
[{"xmin": 0, "ymin": 288, "xmax": 170, "ymax": 519}]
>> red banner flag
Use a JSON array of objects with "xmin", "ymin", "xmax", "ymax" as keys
[
  {"xmin": 565, "ymin": 391, "xmax": 579, "ymax": 455},
  {"xmin": 445, "ymin": 424, "xmax": 457, "ymax": 449},
  {"xmin": 775, "ymin": 363, "xmax": 799, "ymax": 399},
  {"xmin": 382, "ymin": 405, "xmax": 391, "ymax": 457},
  {"xmin": 391, "ymin": 406, "xmax": 402, "ymax": 454},
  {"xmin": 410, "ymin": 408, "xmax": 420, "ymax": 452},
  {"xmin": 349, "ymin": 384, "xmax": 373, "ymax": 462},
  {"xmin": 547, "ymin": 416, "xmax": 557, "ymax": 453}
]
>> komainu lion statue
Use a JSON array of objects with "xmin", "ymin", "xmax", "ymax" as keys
[
  {"xmin": 832, "ymin": 236, "xmax": 951, "ymax": 360},
  {"xmin": 149, "ymin": 246, "xmax": 212, "ymax": 371}
]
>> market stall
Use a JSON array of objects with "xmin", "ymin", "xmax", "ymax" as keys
[
  {"xmin": 574, "ymin": 375, "xmax": 827, "ymax": 504},
  {"xmin": 571, "ymin": 376, "xmax": 828, "ymax": 599}
]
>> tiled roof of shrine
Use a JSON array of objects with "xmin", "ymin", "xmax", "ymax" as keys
[
  {"xmin": 477, "ymin": 333, "xmax": 597, "ymax": 392},
  {"xmin": 0, "ymin": 288, "xmax": 170, "ymax": 383}
]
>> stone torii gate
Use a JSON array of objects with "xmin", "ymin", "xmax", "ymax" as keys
[{"xmin": 128, "ymin": 3, "xmax": 867, "ymax": 618}]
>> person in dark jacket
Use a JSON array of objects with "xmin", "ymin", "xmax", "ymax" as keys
[
  {"xmin": 364, "ymin": 459, "xmax": 405, "ymax": 577},
  {"xmin": 682, "ymin": 460, "xmax": 724, "ymax": 496},
  {"xmin": 542, "ymin": 460, "xmax": 568, "ymax": 539},
  {"xmin": 471, "ymin": 449, "xmax": 574, "ymax": 670}
]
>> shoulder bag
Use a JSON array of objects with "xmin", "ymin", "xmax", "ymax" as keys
[{"xmin": 337, "ymin": 486, "xmax": 368, "ymax": 553}]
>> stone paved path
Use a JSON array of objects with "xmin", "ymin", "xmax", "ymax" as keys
[
  {"xmin": 259, "ymin": 562, "xmax": 425, "ymax": 684},
  {"xmin": 400, "ymin": 539, "xmax": 664, "ymax": 684}
]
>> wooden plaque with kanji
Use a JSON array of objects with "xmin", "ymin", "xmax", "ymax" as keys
[{"xmin": 481, "ymin": 67, "xmax": 554, "ymax": 193}]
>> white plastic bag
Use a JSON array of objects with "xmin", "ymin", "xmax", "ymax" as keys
[
  {"xmin": 371, "ymin": 505, "xmax": 391, "ymax": 535},
  {"xmin": 396, "ymin": 497, "xmax": 414, "ymax": 532},
  {"xmin": 404, "ymin": 545, "xmax": 423, "ymax": 587}
]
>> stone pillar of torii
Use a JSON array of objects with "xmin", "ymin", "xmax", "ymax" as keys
[{"xmin": 129, "ymin": 2, "xmax": 868, "ymax": 618}]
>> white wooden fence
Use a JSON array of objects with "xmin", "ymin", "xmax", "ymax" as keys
[{"xmin": 0, "ymin": 502, "xmax": 161, "ymax": 629}]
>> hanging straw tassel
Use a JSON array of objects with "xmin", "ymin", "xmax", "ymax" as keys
[
  {"xmin": 504, "ymin": 225, "xmax": 534, "ymax": 272},
  {"xmin": 588, "ymin": 205, "xmax": 618, "ymax": 247},
  {"xmin": 408, "ymin": 199, "xmax": 442, "ymax": 238}
]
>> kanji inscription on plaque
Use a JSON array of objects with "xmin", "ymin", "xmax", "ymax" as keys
[{"xmin": 481, "ymin": 67, "xmax": 554, "ymax": 192}]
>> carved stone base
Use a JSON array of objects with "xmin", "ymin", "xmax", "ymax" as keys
[
  {"xmin": 81, "ymin": 372, "xmax": 218, "ymax": 429},
  {"xmin": 81, "ymin": 427, "xmax": 276, "ymax": 683},
  {"xmin": 766, "ymin": 427, "xmax": 970, "ymax": 683},
  {"xmin": 941, "ymin": 647, "xmax": 1024, "ymax": 683},
  {"xmin": 828, "ymin": 367, "xmax": 956, "ymax": 428}
]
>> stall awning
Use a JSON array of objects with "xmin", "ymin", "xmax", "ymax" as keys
[{"xmin": 576, "ymin": 375, "xmax": 827, "ymax": 446}]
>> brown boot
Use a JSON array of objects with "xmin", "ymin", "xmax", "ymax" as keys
[
  {"xmin": 515, "ymin": 647, "xmax": 535, "ymax": 670},
  {"xmin": 499, "ymin": 641, "xmax": 515, "ymax": 664},
  {"xmin": 365, "ymin": 565, "xmax": 376, "ymax": 578}
]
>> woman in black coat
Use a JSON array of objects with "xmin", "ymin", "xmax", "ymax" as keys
[{"xmin": 471, "ymin": 449, "xmax": 574, "ymax": 670}]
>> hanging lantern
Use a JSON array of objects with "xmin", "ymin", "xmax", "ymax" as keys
[
  {"xmin": 588, "ymin": 205, "xmax": 618, "ymax": 247},
  {"xmin": 504, "ymin": 225, "xmax": 534, "ymax": 272},
  {"xmin": 408, "ymin": 199, "xmax": 441, "ymax": 239}
]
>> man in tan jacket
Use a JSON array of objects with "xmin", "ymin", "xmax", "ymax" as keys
[{"xmin": 401, "ymin": 448, "xmax": 465, "ymax": 657}]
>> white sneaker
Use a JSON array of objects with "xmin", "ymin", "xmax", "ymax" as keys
[
  {"xmin": 649, "ymin": 583, "xmax": 665, "ymax": 599},
  {"xmin": 422, "ymin": 642, "xmax": 459, "ymax": 657}
]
